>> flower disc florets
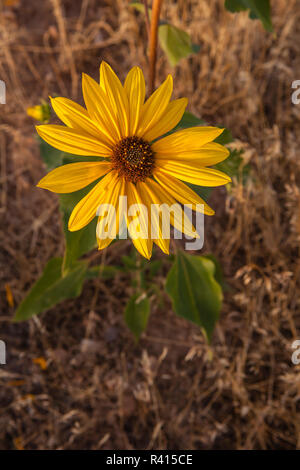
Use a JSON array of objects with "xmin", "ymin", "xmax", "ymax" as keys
[{"xmin": 111, "ymin": 136, "xmax": 155, "ymax": 183}]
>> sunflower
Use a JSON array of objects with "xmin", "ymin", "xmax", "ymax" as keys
[{"xmin": 36, "ymin": 62, "xmax": 230, "ymax": 259}]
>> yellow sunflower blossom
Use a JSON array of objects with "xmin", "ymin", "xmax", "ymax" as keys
[{"xmin": 36, "ymin": 62, "xmax": 231, "ymax": 259}]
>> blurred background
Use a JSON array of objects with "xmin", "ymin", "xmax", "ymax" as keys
[{"xmin": 0, "ymin": 0, "xmax": 300, "ymax": 450}]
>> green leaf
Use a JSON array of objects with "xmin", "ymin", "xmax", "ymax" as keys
[
  {"xmin": 158, "ymin": 23, "xmax": 200, "ymax": 66},
  {"xmin": 214, "ymin": 127, "xmax": 233, "ymax": 145},
  {"xmin": 59, "ymin": 183, "xmax": 98, "ymax": 273},
  {"xmin": 175, "ymin": 111, "xmax": 205, "ymax": 131},
  {"xmin": 124, "ymin": 293, "xmax": 150, "ymax": 341},
  {"xmin": 37, "ymin": 139, "xmax": 101, "ymax": 272},
  {"xmin": 62, "ymin": 154, "xmax": 105, "ymax": 164},
  {"xmin": 38, "ymin": 136, "xmax": 63, "ymax": 170},
  {"xmin": 122, "ymin": 254, "xmax": 138, "ymax": 271},
  {"xmin": 186, "ymin": 183, "xmax": 212, "ymax": 203},
  {"xmin": 224, "ymin": 0, "xmax": 273, "ymax": 32},
  {"xmin": 131, "ymin": 3, "xmax": 199, "ymax": 66},
  {"xmin": 203, "ymin": 254, "xmax": 231, "ymax": 292},
  {"xmin": 165, "ymin": 251, "xmax": 222, "ymax": 341},
  {"xmin": 37, "ymin": 142, "xmax": 102, "ymax": 272},
  {"xmin": 147, "ymin": 259, "xmax": 163, "ymax": 279},
  {"xmin": 59, "ymin": 172, "xmax": 105, "ymax": 273},
  {"xmin": 130, "ymin": 1, "xmax": 151, "ymax": 16},
  {"xmin": 61, "ymin": 209, "xmax": 97, "ymax": 273},
  {"xmin": 14, "ymin": 258, "xmax": 88, "ymax": 321},
  {"xmin": 202, "ymin": 254, "xmax": 224, "ymax": 288},
  {"xmin": 215, "ymin": 148, "xmax": 250, "ymax": 185},
  {"xmin": 86, "ymin": 265, "xmax": 122, "ymax": 280}
]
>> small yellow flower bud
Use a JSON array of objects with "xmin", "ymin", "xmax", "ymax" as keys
[{"xmin": 27, "ymin": 102, "xmax": 51, "ymax": 123}]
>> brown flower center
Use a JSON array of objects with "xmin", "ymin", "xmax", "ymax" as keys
[{"xmin": 111, "ymin": 136, "xmax": 155, "ymax": 184}]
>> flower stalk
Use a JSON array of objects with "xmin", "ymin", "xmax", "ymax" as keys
[{"xmin": 149, "ymin": 0, "xmax": 163, "ymax": 94}]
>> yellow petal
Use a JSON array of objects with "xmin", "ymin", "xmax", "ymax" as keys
[
  {"xmin": 137, "ymin": 75, "xmax": 173, "ymax": 138},
  {"xmin": 153, "ymin": 232, "xmax": 170, "ymax": 254},
  {"xmin": 99, "ymin": 60, "xmax": 106, "ymax": 92},
  {"xmin": 97, "ymin": 177, "xmax": 126, "ymax": 250},
  {"xmin": 96, "ymin": 237, "xmax": 113, "ymax": 251},
  {"xmin": 157, "ymin": 160, "xmax": 231, "ymax": 186},
  {"xmin": 69, "ymin": 171, "xmax": 117, "ymax": 231},
  {"xmin": 154, "ymin": 169, "xmax": 215, "ymax": 215},
  {"xmin": 36, "ymin": 124, "xmax": 112, "ymax": 156},
  {"xmin": 155, "ymin": 141, "xmax": 230, "ymax": 166},
  {"xmin": 50, "ymin": 96, "xmax": 111, "ymax": 146},
  {"xmin": 97, "ymin": 176, "xmax": 124, "ymax": 248},
  {"xmin": 137, "ymin": 181, "xmax": 170, "ymax": 254},
  {"xmin": 152, "ymin": 127, "xmax": 225, "ymax": 154},
  {"xmin": 145, "ymin": 178, "xmax": 199, "ymax": 239},
  {"xmin": 100, "ymin": 61, "xmax": 129, "ymax": 138},
  {"xmin": 156, "ymin": 161, "xmax": 231, "ymax": 186},
  {"xmin": 82, "ymin": 73, "xmax": 120, "ymax": 143},
  {"xmin": 125, "ymin": 181, "xmax": 153, "ymax": 259},
  {"xmin": 142, "ymin": 98, "xmax": 188, "ymax": 142},
  {"xmin": 37, "ymin": 161, "xmax": 112, "ymax": 193},
  {"xmin": 124, "ymin": 66, "xmax": 146, "ymax": 135}
]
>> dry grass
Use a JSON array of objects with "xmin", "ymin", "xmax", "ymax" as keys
[{"xmin": 0, "ymin": 0, "xmax": 300, "ymax": 450}]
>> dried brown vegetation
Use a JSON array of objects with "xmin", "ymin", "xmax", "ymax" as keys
[{"xmin": 0, "ymin": 0, "xmax": 300, "ymax": 450}]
